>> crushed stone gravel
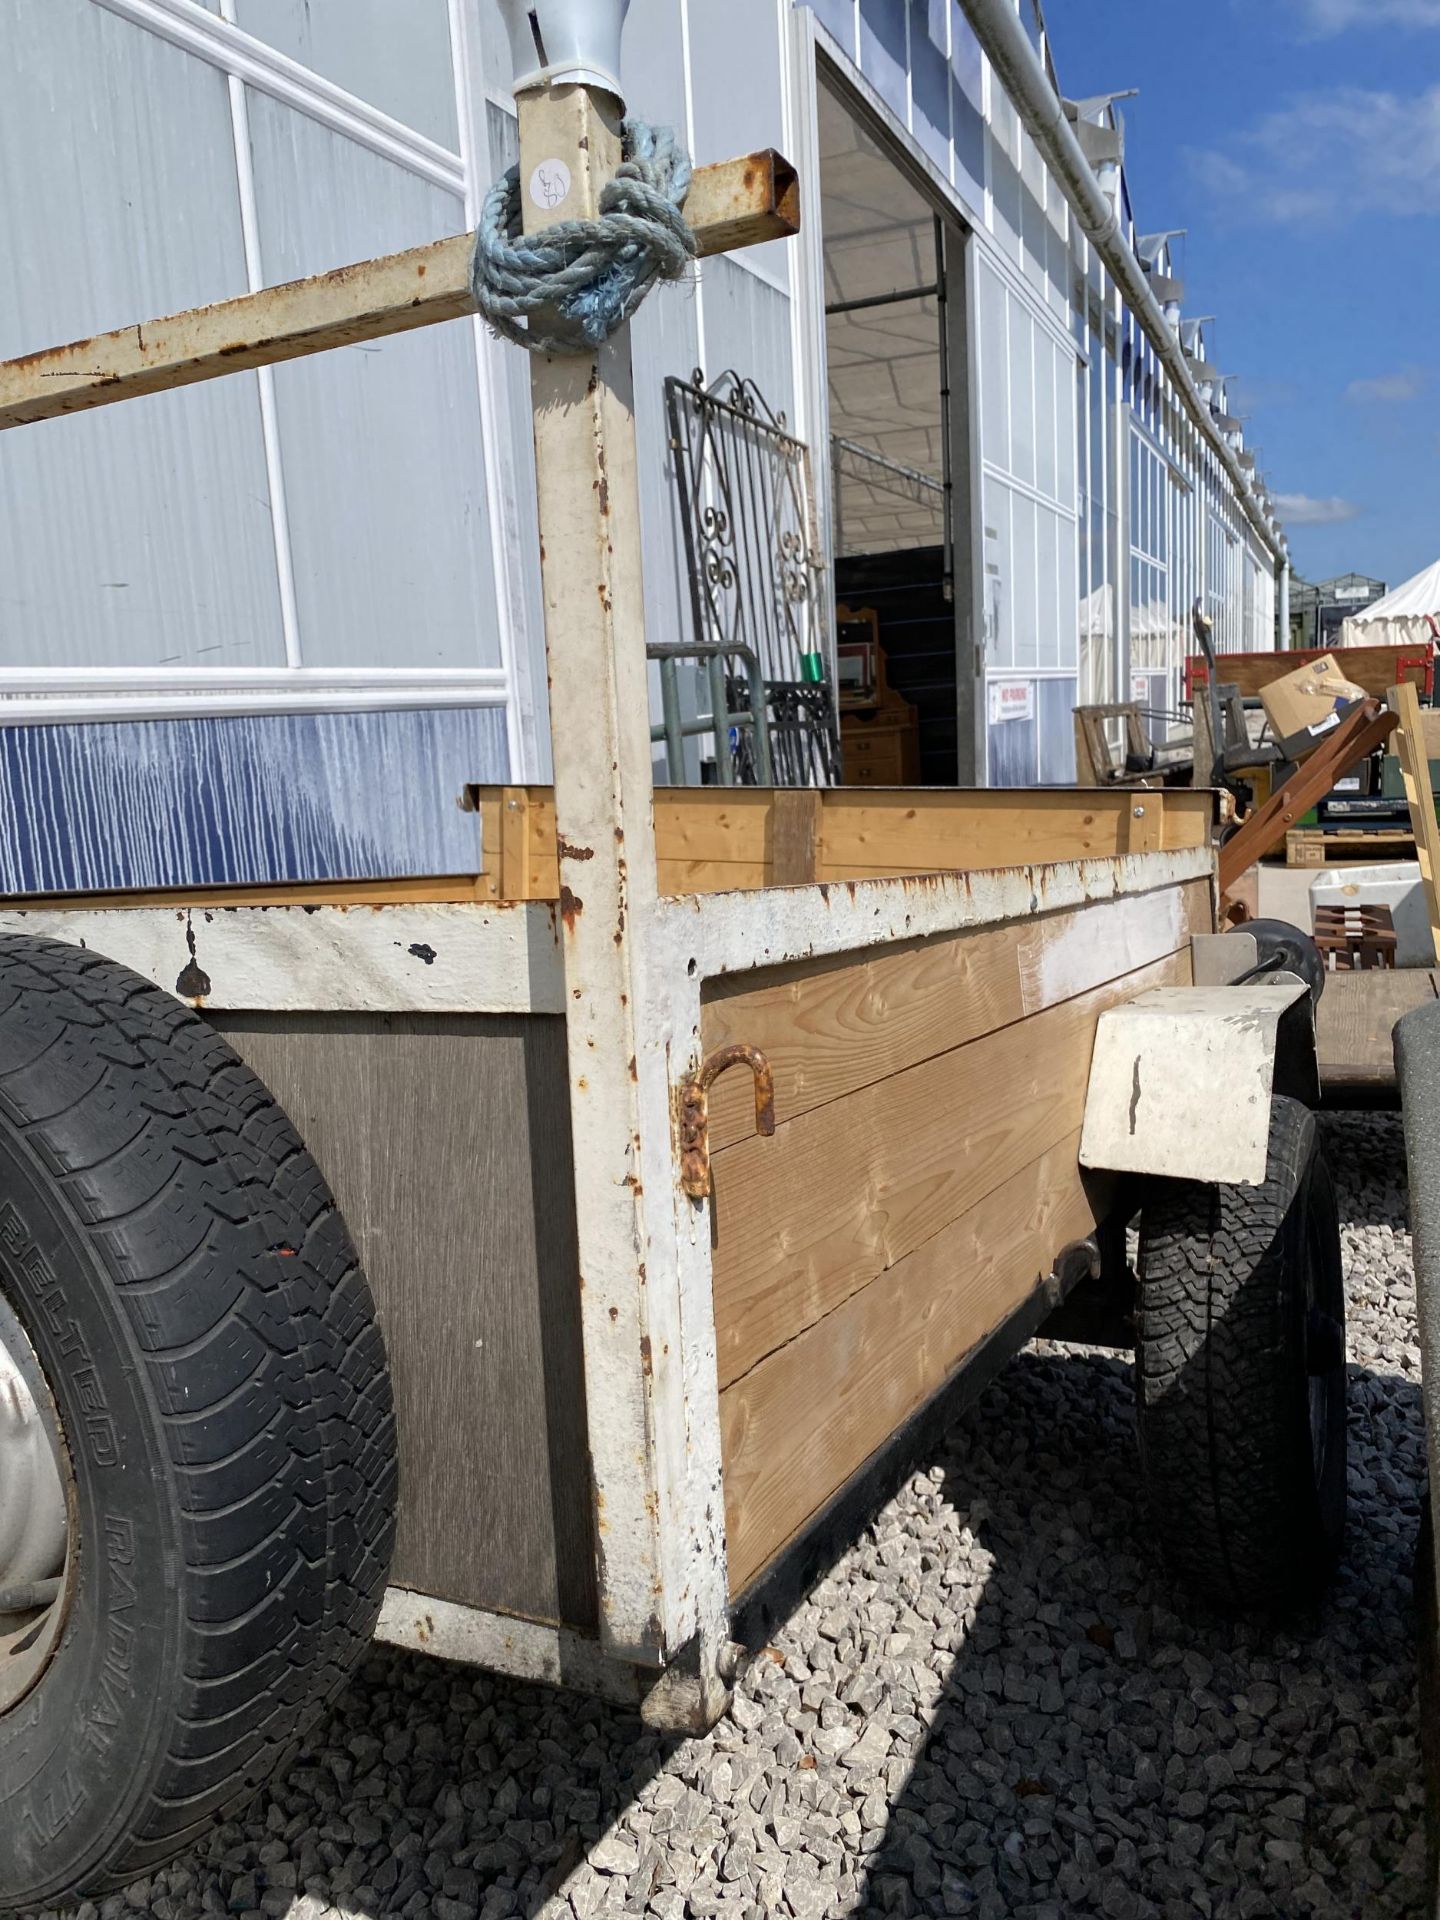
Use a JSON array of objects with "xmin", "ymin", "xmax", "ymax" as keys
[{"xmin": 33, "ymin": 1111, "xmax": 1430, "ymax": 1920}]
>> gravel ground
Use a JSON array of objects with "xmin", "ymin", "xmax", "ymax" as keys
[{"xmin": 42, "ymin": 1111, "xmax": 1430, "ymax": 1920}]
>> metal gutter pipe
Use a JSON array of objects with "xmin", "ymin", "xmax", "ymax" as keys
[{"xmin": 956, "ymin": 0, "xmax": 1286, "ymax": 563}]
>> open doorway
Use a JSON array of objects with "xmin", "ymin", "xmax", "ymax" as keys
[{"xmin": 818, "ymin": 76, "xmax": 974, "ymax": 787}]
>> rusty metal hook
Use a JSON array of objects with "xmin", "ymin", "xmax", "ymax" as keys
[{"xmin": 677, "ymin": 1042, "xmax": 775, "ymax": 1200}]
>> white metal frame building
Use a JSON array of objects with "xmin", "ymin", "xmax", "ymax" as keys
[{"xmin": 0, "ymin": 0, "xmax": 1286, "ymax": 891}]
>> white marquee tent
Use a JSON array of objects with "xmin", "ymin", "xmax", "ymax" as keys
[{"xmin": 1341, "ymin": 559, "xmax": 1440, "ymax": 650}]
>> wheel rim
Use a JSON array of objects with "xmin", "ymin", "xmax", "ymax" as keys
[{"xmin": 0, "ymin": 1285, "xmax": 75, "ymax": 1717}]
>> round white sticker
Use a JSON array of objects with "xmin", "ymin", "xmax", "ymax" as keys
[{"xmin": 528, "ymin": 159, "xmax": 572, "ymax": 212}]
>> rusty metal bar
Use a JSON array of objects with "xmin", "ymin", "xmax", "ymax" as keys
[{"xmin": 0, "ymin": 150, "xmax": 799, "ymax": 433}]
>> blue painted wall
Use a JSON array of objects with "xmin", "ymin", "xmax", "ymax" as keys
[{"xmin": 0, "ymin": 705, "xmax": 507, "ymax": 893}]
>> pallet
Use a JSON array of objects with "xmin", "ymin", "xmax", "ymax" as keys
[{"xmin": 1286, "ymin": 827, "xmax": 1416, "ymax": 868}]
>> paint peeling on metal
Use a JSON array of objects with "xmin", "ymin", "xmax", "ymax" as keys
[{"xmin": 0, "ymin": 900, "xmax": 562, "ymax": 1015}]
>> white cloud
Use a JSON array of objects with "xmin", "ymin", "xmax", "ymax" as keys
[
  {"xmin": 1188, "ymin": 85, "xmax": 1440, "ymax": 223},
  {"xmin": 1272, "ymin": 492, "xmax": 1363, "ymax": 525},
  {"xmin": 1346, "ymin": 367, "xmax": 1428, "ymax": 402},
  {"xmin": 1293, "ymin": 0, "xmax": 1440, "ymax": 31}
]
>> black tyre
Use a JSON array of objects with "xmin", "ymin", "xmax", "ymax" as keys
[
  {"xmin": 0, "ymin": 934, "xmax": 396, "ymax": 1909},
  {"xmin": 1416, "ymin": 1501, "xmax": 1440, "ymax": 1906},
  {"xmin": 1232, "ymin": 916, "xmax": 1325, "ymax": 1008},
  {"xmin": 1135, "ymin": 1095, "xmax": 1346, "ymax": 1611}
]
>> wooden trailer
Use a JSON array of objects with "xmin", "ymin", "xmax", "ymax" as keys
[{"xmin": 0, "ymin": 7, "xmax": 1349, "ymax": 1905}]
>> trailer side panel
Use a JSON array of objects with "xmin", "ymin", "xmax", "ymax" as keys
[
  {"xmin": 705, "ymin": 879, "xmax": 1207, "ymax": 1593},
  {"xmin": 212, "ymin": 1010, "xmax": 596, "ymax": 1633}
]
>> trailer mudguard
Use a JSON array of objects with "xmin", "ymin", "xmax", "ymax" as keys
[{"xmin": 1079, "ymin": 951, "xmax": 1320, "ymax": 1188}]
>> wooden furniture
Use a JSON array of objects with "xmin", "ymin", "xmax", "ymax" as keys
[
  {"xmin": 837, "ymin": 604, "xmax": 921, "ymax": 786},
  {"xmin": 1073, "ymin": 702, "xmax": 1191, "ymax": 788}
]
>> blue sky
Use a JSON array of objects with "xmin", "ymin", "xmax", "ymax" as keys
[{"xmin": 1047, "ymin": 0, "xmax": 1439, "ymax": 593}]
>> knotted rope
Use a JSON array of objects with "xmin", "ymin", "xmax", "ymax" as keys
[{"xmin": 470, "ymin": 118, "xmax": 696, "ymax": 355}]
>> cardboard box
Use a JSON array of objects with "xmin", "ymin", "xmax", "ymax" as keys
[{"xmin": 1259, "ymin": 653, "xmax": 1368, "ymax": 759}]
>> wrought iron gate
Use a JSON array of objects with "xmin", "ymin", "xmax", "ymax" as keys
[{"xmin": 661, "ymin": 369, "xmax": 839, "ymax": 787}]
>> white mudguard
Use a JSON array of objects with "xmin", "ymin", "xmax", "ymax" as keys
[{"xmin": 1079, "ymin": 974, "xmax": 1318, "ymax": 1189}]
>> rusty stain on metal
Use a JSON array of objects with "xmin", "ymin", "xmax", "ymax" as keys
[
  {"xmin": 175, "ymin": 912, "xmax": 211, "ymax": 1002},
  {"xmin": 556, "ymin": 837, "xmax": 595, "ymax": 862},
  {"xmin": 559, "ymin": 886, "xmax": 583, "ymax": 931},
  {"xmin": 678, "ymin": 1042, "xmax": 776, "ymax": 1200}
]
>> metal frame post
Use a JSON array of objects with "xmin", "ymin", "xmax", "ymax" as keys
[
  {"xmin": 513, "ymin": 79, "xmax": 665, "ymax": 1660},
  {"xmin": 512, "ymin": 76, "xmax": 733, "ymax": 1717}
]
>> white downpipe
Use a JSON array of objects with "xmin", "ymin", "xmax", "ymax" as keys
[
  {"xmin": 1279, "ymin": 559, "xmax": 1292, "ymax": 651},
  {"xmin": 956, "ymin": 0, "xmax": 1285, "ymax": 564},
  {"xmin": 495, "ymin": 0, "xmax": 629, "ymax": 97}
]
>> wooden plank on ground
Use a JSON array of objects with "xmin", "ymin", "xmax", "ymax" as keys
[
  {"xmin": 1315, "ymin": 968, "xmax": 1439, "ymax": 1095},
  {"xmin": 0, "ymin": 151, "xmax": 800, "ymax": 431},
  {"xmin": 703, "ymin": 879, "xmax": 1209, "ymax": 1149},
  {"xmin": 709, "ymin": 946, "xmax": 1189, "ymax": 1388},
  {"xmin": 1392, "ymin": 681, "xmax": 1440, "ymax": 960},
  {"xmin": 720, "ymin": 1130, "xmax": 1097, "ymax": 1592}
]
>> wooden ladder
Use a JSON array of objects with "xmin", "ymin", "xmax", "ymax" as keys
[{"xmin": 1390, "ymin": 680, "xmax": 1440, "ymax": 959}]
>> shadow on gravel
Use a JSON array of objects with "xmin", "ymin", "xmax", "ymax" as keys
[
  {"xmin": 854, "ymin": 1109, "xmax": 1430, "ymax": 1920},
  {"xmin": 53, "ymin": 1116, "xmax": 1428, "ymax": 1920},
  {"xmin": 855, "ymin": 1347, "xmax": 1427, "ymax": 1920}
]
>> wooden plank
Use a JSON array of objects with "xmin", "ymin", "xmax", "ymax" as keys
[
  {"xmin": 1286, "ymin": 827, "xmax": 1416, "ymax": 869},
  {"xmin": 1188, "ymin": 644, "xmax": 1432, "ymax": 701},
  {"xmin": 0, "ymin": 871, "xmax": 498, "ymax": 912},
  {"xmin": 1392, "ymin": 681, "xmax": 1440, "ymax": 959},
  {"xmin": 703, "ymin": 878, "xmax": 1210, "ymax": 1149},
  {"xmin": 500, "ymin": 787, "xmax": 533, "ymax": 901},
  {"xmin": 0, "ymin": 150, "xmax": 800, "ymax": 431},
  {"xmin": 814, "ymin": 788, "xmax": 1209, "ymax": 875},
  {"xmin": 709, "ymin": 946, "xmax": 1189, "ymax": 1389},
  {"xmin": 768, "ymin": 789, "xmax": 821, "ymax": 884},
  {"xmin": 1315, "ymin": 968, "xmax": 1439, "ymax": 1094},
  {"xmin": 461, "ymin": 784, "xmax": 1212, "ymax": 900},
  {"xmin": 721, "ymin": 1130, "xmax": 1097, "ymax": 1592},
  {"xmin": 213, "ymin": 1011, "xmax": 596, "ymax": 1630}
]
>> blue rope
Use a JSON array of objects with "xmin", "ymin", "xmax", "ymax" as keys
[{"xmin": 470, "ymin": 118, "xmax": 696, "ymax": 355}]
